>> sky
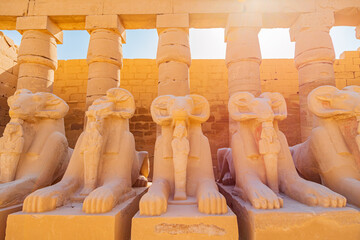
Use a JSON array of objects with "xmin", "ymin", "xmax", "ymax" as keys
[{"xmin": 3, "ymin": 26, "xmax": 360, "ymax": 60}]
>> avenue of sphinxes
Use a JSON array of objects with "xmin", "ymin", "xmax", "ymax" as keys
[{"xmin": 0, "ymin": 0, "xmax": 360, "ymax": 240}]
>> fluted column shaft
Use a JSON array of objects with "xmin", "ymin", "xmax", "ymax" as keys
[
  {"xmin": 225, "ymin": 13, "xmax": 262, "ymax": 137},
  {"xmin": 16, "ymin": 16, "xmax": 63, "ymax": 92},
  {"xmin": 156, "ymin": 14, "xmax": 190, "ymax": 96},
  {"xmin": 290, "ymin": 11, "xmax": 335, "ymax": 141},
  {"xmin": 225, "ymin": 27, "xmax": 262, "ymax": 97},
  {"xmin": 85, "ymin": 15, "xmax": 125, "ymax": 108}
]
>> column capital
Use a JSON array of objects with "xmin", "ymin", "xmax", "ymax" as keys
[
  {"xmin": 16, "ymin": 16, "xmax": 63, "ymax": 44},
  {"xmin": 356, "ymin": 25, "xmax": 360, "ymax": 40},
  {"xmin": 85, "ymin": 15, "xmax": 126, "ymax": 43},
  {"xmin": 290, "ymin": 11, "xmax": 334, "ymax": 42},
  {"xmin": 156, "ymin": 14, "xmax": 189, "ymax": 34},
  {"xmin": 225, "ymin": 13, "xmax": 262, "ymax": 42}
]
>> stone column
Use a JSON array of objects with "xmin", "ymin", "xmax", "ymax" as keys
[
  {"xmin": 290, "ymin": 11, "xmax": 335, "ymax": 141},
  {"xmin": 156, "ymin": 14, "xmax": 191, "ymax": 96},
  {"xmin": 225, "ymin": 13, "xmax": 262, "ymax": 136},
  {"xmin": 85, "ymin": 15, "xmax": 126, "ymax": 108},
  {"xmin": 16, "ymin": 16, "xmax": 63, "ymax": 93}
]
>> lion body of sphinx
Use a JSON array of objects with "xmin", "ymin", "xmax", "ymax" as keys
[
  {"xmin": 0, "ymin": 89, "xmax": 71, "ymax": 208},
  {"xmin": 15, "ymin": 118, "xmax": 71, "ymax": 184},
  {"xmin": 139, "ymin": 94, "xmax": 227, "ymax": 216},
  {"xmin": 227, "ymin": 91, "xmax": 346, "ymax": 209},
  {"xmin": 291, "ymin": 85, "xmax": 360, "ymax": 207},
  {"xmin": 153, "ymin": 124, "xmax": 215, "ymax": 197},
  {"xmin": 23, "ymin": 88, "xmax": 149, "ymax": 214}
]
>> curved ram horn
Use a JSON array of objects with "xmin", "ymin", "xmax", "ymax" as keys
[
  {"xmin": 151, "ymin": 95, "xmax": 174, "ymax": 125},
  {"xmin": 260, "ymin": 92, "xmax": 287, "ymax": 121},
  {"xmin": 7, "ymin": 89, "xmax": 32, "ymax": 108},
  {"xmin": 106, "ymin": 88, "xmax": 136, "ymax": 119},
  {"xmin": 308, "ymin": 85, "xmax": 349, "ymax": 118},
  {"xmin": 228, "ymin": 92, "xmax": 257, "ymax": 121},
  {"xmin": 188, "ymin": 94, "xmax": 210, "ymax": 123},
  {"xmin": 35, "ymin": 92, "xmax": 69, "ymax": 119}
]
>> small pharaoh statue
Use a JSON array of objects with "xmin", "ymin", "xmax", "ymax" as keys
[
  {"xmin": 171, "ymin": 120, "xmax": 190, "ymax": 200},
  {"xmin": 258, "ymin": 121, "xmax": 281, "ymax": 193},
  {"xmin": 79, "ymin": 118, "xmax": 104, "ymax": 196},
  {"xmin": 0, "ymin": 119, "xmax": 25, "ymax": 183}
]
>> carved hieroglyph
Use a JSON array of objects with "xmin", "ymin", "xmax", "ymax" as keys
[
  {"xmin": 292, "ymin": 85, "xmax": 360, "ymax": 207},
  {"xmin": 139, "ymin": 95, "xmax": 227, "ymax": 216},
  {"xmin": 23, "ymin": 88, "xmax": 149, "ymax": 214},
  {"xmin": 0, "ymin": 89, "xmax": 70, "ymax": 208},
  {"xmin": 229, "ymin": 91, "xmax": 346, "ymax": 209}
]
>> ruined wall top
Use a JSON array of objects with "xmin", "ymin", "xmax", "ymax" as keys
[{"xmin": 0, "ymin": 0, "xmax": 359, "ymax": 30}]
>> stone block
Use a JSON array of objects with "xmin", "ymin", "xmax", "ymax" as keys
[
  {"xmin": 347, "ymin": 78, "xmax": 360, "ymax": 86},
  {"xmin": 340, "ymin": 51, "xmax": 360, "ymax": 59},
  {"xmin": 0, "ymin": 205, "xmax": 22, "ymax": 240},
  {"xmin": 16, "ymin": 16, "xmax": 63, "ymax": 44},
  {"xmin": 290, "ymin": 11, "xmax": 334, "ymax": 42},
  {"xmin": 131, "ymin": 203, "xmax": 238, "ymax": 240},
  {"xmin": 85, "ymin": 15, "xmax": 126, "ymax": 43},
  {"xmin": 225, "ymin": 13, "xmax": 262, "ymax": 40},
  {"xmin": 173, "ymin": 0, "xmax": 243, "ymax": 14},
  {"xmin": 156, "ymin": 45, "xmax": 191, "ymax": 67},
  {"xmin": 219, "ymin": 184, "xmax": 360, "ymax": 240},
  {"xmin": 345, "ymin": 64, "xmax": 360, "ymax": 72},
  {"xmin": 156, "ymin": 14, "xmax": 189, "ymax": 33},
  {"xmin": 158, "ymin": 28, "xmax": 190, "ymax": 48},
  {"xmin": 6, "ymin": 187, "xmax": 147, "ymax": 240}
]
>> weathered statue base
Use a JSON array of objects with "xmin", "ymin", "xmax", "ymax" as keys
[
  {"xmin": 0, "ymin": 205, "xmax": 22, "ymax": 240},
  {"xmin": 5, "ymin": 188, "xmax": 147, "ymax": 240},
  {"xmin": 132, "ymin": 202, "xmax": 238, "ymax": 240},
  {"xmin": 218, "ymin": 184, "xmax": 360, "ymax": 240}
]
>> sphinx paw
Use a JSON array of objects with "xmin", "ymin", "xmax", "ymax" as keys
[
  {"xmin": 83, "ymin": 186, "xmax": 116, "ymax": 214},
  {"xmin": 139, "ymin": 191, "xmax": 167, "ymax": 216},
  {"xmin": 245, "ymin": 183, "xmax": 283, "ymax": 210},
  {"xmin": 23, "ymin": 187, "xmax": 60, "ymax": 213},
  {"xmin": 301, "ymin": 182, "xmax": 346, "ymax": 208},
  {"xmin": 198, "ymin": 189, "xmax": 227, "ymax": 214}
]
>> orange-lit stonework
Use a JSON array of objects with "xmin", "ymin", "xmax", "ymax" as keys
[{"xmin": 0, "ymin": 0, "xmax": 360, "ymax": 240}]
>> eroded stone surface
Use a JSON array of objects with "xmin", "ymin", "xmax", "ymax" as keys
[
  {"xmin": 132, "ymin": 204, "xmax": 238, "ymax": 240},
  {"xmin": 139, "ymin": 94, "xmax": 227, "ymax": 216},
  {"xmin": 23, "ymin": 88, "xmax": 149, "ymax": 214},
  {"xmin": 0, "ymin": 89, "xmax": 70, "ymax": 208},
  {"xmin": 6, "ymin": 187, "xmax": 147, "ymax": 240},
  {"xmin": 292, "ymin": 85, "xmax": 360, "ymax": 208},
  {"xmin": 228, "ymin": 91, "xmax": 346, "ymax": 210},
  {"xmin": 219, "ymin": 184, "xmax": 360, "ymax": 240}
]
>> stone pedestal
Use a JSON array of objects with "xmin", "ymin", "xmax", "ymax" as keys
[
  {"xmin": 132, "ymin": 203, "xmax": 238, "ymax": 240},
  {"xmin": 5, "ymin": 187, "xmax": 147, "ymax": 240},
  {"xmin": 0, "ymin": 205, "xmax": 22, "ymax": 240},
  {"xmin": 218, "ymin": 184, "xmax": 360, "ymax": 240}
]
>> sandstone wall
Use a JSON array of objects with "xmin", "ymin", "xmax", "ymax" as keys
[
  {"xmin": 52, "ymin": 51, "xmax": 360, "ymax": 173},
  {"xmin": 2, "ymin": 47, "xmax": 360, "ymax": 174},
  {"xmin": 0, "ymin": 31, "xmax": 18, "ymax": 135}
]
